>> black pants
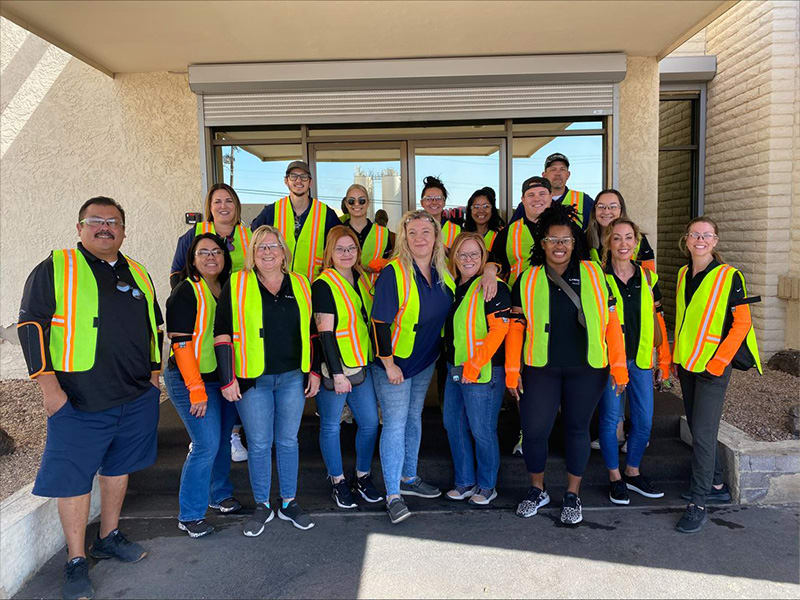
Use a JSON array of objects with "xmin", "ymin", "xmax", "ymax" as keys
[
  {"xmin": 520, "ymin": 365, "xmax": 608, "ymax": 477},
  {"xmin": 677, "ymin": 365, "xmax": 731, "ymax": 506}
]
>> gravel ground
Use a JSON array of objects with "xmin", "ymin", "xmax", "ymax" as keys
[{"xmin": 0, "ymin": 368, "xmax": 796, "ymax": 501}]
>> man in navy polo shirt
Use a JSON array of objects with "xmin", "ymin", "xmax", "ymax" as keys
[{"xmin": 18, "ymin": 197, "xmax": 163, "ymax": 600}]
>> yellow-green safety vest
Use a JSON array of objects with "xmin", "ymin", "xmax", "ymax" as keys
[
  {"xmin": 673, "ymin": 264, "xmax": 762, "ymax": 374},
  {"xmin": 50, "ymin": 249, "xmax": 161, "ymax": 372},
  {"xmin": 317, "ymin": 268, "xmax": 374, "ymax": 368},
  {"xmin": 272, "ymin": 196, "xmax": 328, "ymax": 281},
  {"xmin": 230, "ymin": 269, "xmax": 312, "ymax": 378},
  {"xmin": 561, "ymin": 190, "xmax": 586, "ymax": 228},
  {"xmin": 383, "ymin": 259, "xmax": 456, "ymax": 358},
  {"xmin": 187, "ymin": 277, "xmax": 217, "ymax": 373},
  {"xmin": 441, "ymin": 220, "xmax": 461, "ymax": 250},
  {"xmin": 194, "ymin": 222, "xmax": 251, "ymax": 273},
  {"xmin": 452, "ymin": 277, "xmax": 506, "ymax": 383},
  {"xmin": 361, "ymin": 223, "xmax": 389, "ymax": 272},
  {"xmin": 484, "ymin": 230, "xmax": 498, "ymax": 252},
  {"xmin": 518, "ymin": 260, "xmax": 609, "ymax": 368},
  {"xmin": 505, "ymin": 219, "xmax": 534, "ymax": 287},
  {"xmin": 605, "ymin": 265, "xmax": 656, "ymax": 369}
]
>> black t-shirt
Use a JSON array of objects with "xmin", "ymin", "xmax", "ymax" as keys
[
  {"xmin": 684, "ymin": 259, "xmax": 745, "ymax": 340},
  {"xmin": 17, "ymin": 243, "xmax": 163, "ymax": 412},
  {"xmin": 166, "ymin": 279, "xmax": 220, "ymax": 382},
  {"xmin": 443, "ymin": 274, "xmax": 510, "ymax": 367},
  {"xmin": 347, "ymin": 220, "xmax": 394, "ymax": 259},
  {"xmin": 215, "ymin": 273, "xmax": 303, "ymax": 387},
  {"xmin": 512, "ymin": 261, "xmax": 589, "ymax": 368},
  {"xmin": 606, "ymin": 266, "xmax": 662, "ymax": 359},
  {"xmin": 311, "ymin": 269, "xmax": 370, "ymax": 329}
]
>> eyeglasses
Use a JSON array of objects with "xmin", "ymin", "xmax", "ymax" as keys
[
  {"xmin": 404, "ymin": 211, "xmax": 437, "ymax": 226},
  {"xmin": 542, "ymin": 236, "xmax": 575, "ymax": 247},
  {"xmin": 256, "ymin": 243, "xmax": 282, "ymax": 253},
  {"xmin": 116, "ymin": 278, "xmax": 143, "ymax": 300},
  {"xmin": 80, "ymin": 217, "xmax": 123, "ymax": 229},
  {"xmin": 346, "ymin": 197, "xmax": 367, "ymax": 206},
  {"xmin": 596, "ymin": 203, "xmax": 620, "ymax": 212},
  {"xmin": 472, "ymin": 203, "xmax": 491, "ymax": 211},
  {"xmin": 422, "ymin": 195, "xmax": 445, "ymax": 203},
  {"xmin": 196, "ymin": 249, "xmax": 223, "ymax": 258},
  {"xmin": 687, "ymin": 232, "xmax": 718, "ymax": 241},
  {"xmin": 456, "ymin": 251, "xmax": 482, "ymax": 262},
  {"xmin": 287, "ymin": 173, "xmax": 310, "ymax": 182},
  {"xmin": 334, "ymin": 246, "xmax": 358, "ymax": 255}
]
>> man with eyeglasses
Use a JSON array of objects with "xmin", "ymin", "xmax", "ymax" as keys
[
  {"xmin": 17, "ymin": 196, "xmax": 163, "ymax": 600},
  {"xmin": 250, "ymin": 160, "xmax": 340, "ymax": 281},
  {"xmin": 510, "ymin": 153, "xmax": 595, "ymax": 230}
]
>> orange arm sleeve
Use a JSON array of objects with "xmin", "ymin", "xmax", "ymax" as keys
[
  {"xmin": 367, "ymin": 257, "xmax": 389, "ymax": 272},
  {"xmin": 655, "ymin": 311, "xmax": 671, "ymax": 380},
  {"xmin": 504, "ymin": 317, "xmax": 525, "ymax": 389},
  {"xmin": 706, "ymin": 303, "xmax": 752, "ymax": 376},
  {"xmin": 462, "ymin": 312, "xmax": 510, "ymax": 383},
  {"xmin": 172, "ymin": 342, "xmax": 208, "ymax": 405},
  {"xmin": 606, "ymin": 308, "xmax": 629, "ymax": 386}
]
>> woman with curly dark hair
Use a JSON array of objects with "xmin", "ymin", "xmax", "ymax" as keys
[
  {"xmin": 420, "ymin": 176, "xmax": 461, "ymax": 251},
  {"xmin": 505, "ymin": 203, "xmax": 628, "ymax": 525},
  {"xmin": 463, "ymin": 187, "xmax": 505, "ymax": 252}
]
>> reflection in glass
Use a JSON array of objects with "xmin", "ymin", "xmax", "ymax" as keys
[{"xmin": 214, "ymin": 144, "xmax": 303, "ymax": 206}]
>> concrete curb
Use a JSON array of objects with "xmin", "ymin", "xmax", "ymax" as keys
[
  {"xmin": 0, "ymin": 476, "xmax": 101, "ymax": 599},
  {"xmin": 680, "ymin": 417, "xmax": 800, "ymax": 504}
]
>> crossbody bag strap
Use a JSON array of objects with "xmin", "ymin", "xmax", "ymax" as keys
[{"xmin": 545, "ymin": 264, "xmax": 586, "ymax": 328}]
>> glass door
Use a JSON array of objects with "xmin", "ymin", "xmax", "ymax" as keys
[{"xmin": 309, "ymin": 142, "xmax": 408, "ymax": 231}]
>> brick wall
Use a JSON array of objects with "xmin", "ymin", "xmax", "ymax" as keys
[{"xmin": 702, "ymin": 0, "xmax": 799, "ymax": 356}]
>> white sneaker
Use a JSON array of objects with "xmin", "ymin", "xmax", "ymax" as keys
[
  {"xmin": 231, "ymin": 432, "xmax": 248, "ymax": 462},
  {"xmin": 620, "ymin": 439, "xmax": 649, "ymax": 454},
  {"xmin": 513, "ymin": 431, "xmax": 523, "ymax": 456},
  {"xmin": 590, "ymin": 439, "xmax": 601, "ymax": 450}
]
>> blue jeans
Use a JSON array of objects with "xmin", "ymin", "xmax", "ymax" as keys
[
  {"xmin": 443, "ymin": 365, "xmax": 504, "ymax": 490},
  {"xmin": 316, "ymin": 369, "xmax": 379, "ymax": 477},
  {"xmin": 235, "ymin": 369, "xmax": 305, "ymax": 504},
  {"xmin": 164, "ymin": 365, "xmax": 237, "ymax": 521},
  {"xmin": 372, "ymin": 362, "xmax": 435, "ymax": 496},
  {"xmin": 599, "ymin": 359, "xmax": 654, "ymax": 471}
]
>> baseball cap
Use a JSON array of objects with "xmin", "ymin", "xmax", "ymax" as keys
[
  {"xmin": 544, "ymin": 153, "xmax": 570, "ymax": 170},
  {"xmin": 521, "ymin": 176, "xmax": 552, "ymax": 195},
  {"xmin": 285, "ymin": 160, "xmax": 311, "ymax": 176}
]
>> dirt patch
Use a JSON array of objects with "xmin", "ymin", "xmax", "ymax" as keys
[
  {"xmin": 0, "ymin": 379, "xmax": 169, "ymax": 503},
  {"xmin": 670, "ymin": 367, "xmax": 799, "ymax": 442}
]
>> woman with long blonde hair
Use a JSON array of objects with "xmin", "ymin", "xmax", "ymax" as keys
[
  {"xmin": 214, "ymin": 225, "xmax": 321, "ymax": 535},
  {"xmin": 370, "ymin": 210, "xmax": 455, "ymax": 523}
]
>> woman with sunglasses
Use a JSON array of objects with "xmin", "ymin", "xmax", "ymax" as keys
[
  {"xmin": 312, "ymin": 226, "xmax": 383, "ymax": 509},
  {"xmin": 371, "ymin": 210, "xmax": 456, "ymax": 524},
  {"xmin": 170, "ymin": 183, "xmax": 251, "ymax": 289},
  {"xmin": 442, "ymin": 232, "xmax": 510, "ymax": 506},
  {"xmin": 672, "ymin": 216, "xmax": 761, "ymax": 533},
  {"xmin": 164, "ymin": 233, "xmax": 240, "ymax": 538},
  {"xmin": 463, "ymin": 187, "xmax": 505, "ymax": 252},
  {"xmin": 506, "ymin": 203, "xmax": 628, "ymax": 525},
  {"xmin": 586, "ymin": 189, "xmax": 655, "ymax": 273},
  {"xmin": 214, "ymin": 225, "xmax": 321, "ymax": 536},
  {"xmin": 342, "ymin": 184, "xmax": 393, "ymax": 282}
]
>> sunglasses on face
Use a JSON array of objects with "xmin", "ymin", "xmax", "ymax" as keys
[{"xmin": 346, "ymin": 197, "xmax": 367, "ymax": 206}]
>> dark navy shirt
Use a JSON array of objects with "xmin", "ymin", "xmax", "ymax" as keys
[
  {"xmin": 511, "ymin": 186, "xmax": 594, "ymax": 230},
  {"xmin": 371, "ymin": 261, "xmax": 454, "ymax": 378},
  {"xmin": 250, "ymin": 198, "xmax": 341, "ymax": 238}
]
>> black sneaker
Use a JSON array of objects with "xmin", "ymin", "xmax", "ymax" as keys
[
  {"xmin": 560, "ymin": 492, "xmax": 583, "ymax": 525},
  {"xmin": 209, "ymin": 497, "xmax": 242, "ymax": 514},
  {"xmin": 399, "ymin": 477, "xmax": 441, "ymax": 498},
  {"xmin": 624, "ymin": 474, "xmax": 664, "ymax": 499},
  {"xmin": 278, "ymin": 499, "xmax": 315, "ymax": 530},
  {"xmin": 681, "ymin": 483, "xmax": 731, "ymax": 503},
  {"xmin": 515, "ymin": 486, "xmax": 550, "ymax": 518},
  {"xmin": 243, "ymin": 503, "xmax": 273, "ymax": 537},
  {"xmin": 356, "ymin": 473, "xmax": 384, "ymax": 503},
  {"xmin": 332, "ymin": 479, "xmax": 358, "ymax": 509},
  {"xmin": 88, "ymin": 529, "xmax": 147, "ymax": 563},
  {"xmin": 63, "ymin": 557, "xmax": 93, "ymax": 600},
  {"xmin": 178, "ymin": 519, "xmax": 214, "ymax": 538},
  {"xmin": 609, "ymin": 479, "xmax": 630, "ymax": 505},
  {"xmin": 386, "ymin": 497, "xmax": 411, "ymax": 524},
  {"xmin": 676, "ymin": 503, "xmax": 708, "ymax": 533}
]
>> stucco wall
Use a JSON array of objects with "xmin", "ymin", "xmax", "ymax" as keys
[
  {"xmin": 0, "ymin": 18, "xmax": 201, "ymax": 378},
  {"xmin": 702, "ymin": 0, "xmax": 799, "ymax": 355},
  {"xmin": 618, "ymin": 56, "xmax": 660, "ymax": 250}
]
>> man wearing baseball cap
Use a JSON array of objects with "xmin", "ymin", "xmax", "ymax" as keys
[
  {"xmin": 251, "ymin": 161, "xmax": 340, "ymax": 281},
  {"xmin": 510, "ymin": 153, "xmax": 595, "ymax": 229},
  {"xmin": 489, "ymin": 176, "xmax": 553, "ymax": 287}
]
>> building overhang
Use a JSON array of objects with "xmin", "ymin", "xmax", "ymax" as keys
[{"xmin": 660, "ymin": 56, "xmax": 718, "ymax": 82}]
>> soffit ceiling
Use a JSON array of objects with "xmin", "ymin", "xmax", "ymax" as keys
[{"xmin": 0, "ymin": 0, "xmax": 734, "ymax": 76}]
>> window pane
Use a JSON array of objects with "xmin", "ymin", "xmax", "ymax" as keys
[
  {"xmin": 314, "ymin": 146, "xmax": 403, "ymax": 231},
  {"xmin": 512, "ymin": 135, "xmax": 603, "ymax": 204},
  {"xmin": 214, "ymin": 144, "xmax": 303, "ymax": 207},
  {"xmin": 414, "ymin": 144, "xmax": 501, "ymax": 217}
]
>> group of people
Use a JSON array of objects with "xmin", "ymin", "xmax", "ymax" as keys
[{"xmin": 18, "ymin": 153, "xmax": 762, "ymax": 600}]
